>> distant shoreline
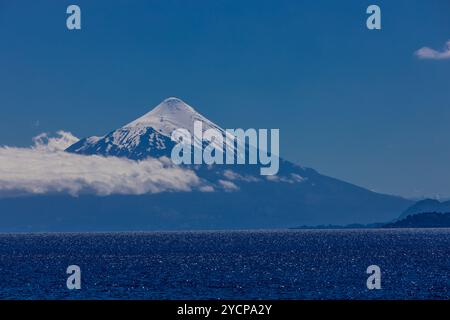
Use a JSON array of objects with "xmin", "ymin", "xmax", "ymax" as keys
[{"xmin": 293, "ymin": 212, "xmax": 450, "ymax": 230}]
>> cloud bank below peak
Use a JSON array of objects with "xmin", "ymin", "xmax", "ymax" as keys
[
  {"xmin": 415, "ymin": 40, "xmax": 450, "ymax": 60},
  {"xmin": 0, "ymin": 131, "xmax": 207, "ymax": 197}
]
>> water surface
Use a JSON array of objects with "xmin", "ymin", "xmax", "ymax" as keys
[{"xmin": 0, "ymin": 229, "xmax": 448, "ymax": 299}]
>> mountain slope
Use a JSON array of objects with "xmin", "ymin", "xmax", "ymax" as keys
[{"xmin": 66, "ymin": 126, "xmax": 176, "ymax": 159}]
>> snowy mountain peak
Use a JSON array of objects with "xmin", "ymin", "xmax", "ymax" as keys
[
  {"xmin": 150, "ymin": 97, "xmax": 196, "ymax": 116},
  {"xmin": 124, "ymin": 97, "xmax": 224, "ymax": 139},
  {"xmin": 66, "ymin": 97, "xmax": 233, "ymax": 159}
]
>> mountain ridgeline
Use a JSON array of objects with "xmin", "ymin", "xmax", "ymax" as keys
[
  {"xmin": 398, "ymin": 199, "xmax": 450, "ymax": 220},
  {"xmin": 0, "ymin": 98, "xmax": 412, "ymax": 231}
]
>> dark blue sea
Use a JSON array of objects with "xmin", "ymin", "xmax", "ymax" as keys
[{"xmin": 0, "ymin": 229, "xmax": 448, "ymax": 300}]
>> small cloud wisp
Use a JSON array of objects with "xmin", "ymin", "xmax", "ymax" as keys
[{"xmin": 415, "ymin": 40, "xmax": 450, "ymax": 60}]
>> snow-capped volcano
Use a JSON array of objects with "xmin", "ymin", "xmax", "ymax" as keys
[
  {"xmin": 66, "ymin": 97, "xmax": 234, "ymax": 159},
  {"xmin": 60, "ymin": 97, "xmax": 412, "ymax": 230}
]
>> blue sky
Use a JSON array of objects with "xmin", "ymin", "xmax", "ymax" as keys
[{"xmin": 0, "ymin": 0, "xmax": 449, "ymax": 198}]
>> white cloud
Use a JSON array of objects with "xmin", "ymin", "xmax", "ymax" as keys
[
  {"xmin": 223, "ymin": 169, "xmax": 260, "ymax": 182},
  {"xmin": 265, "ymin": 173, "xmax": 307, "ymax": 184},
  {"xmin": 217, "ymin": 179, "xmax": 239, "ymax": 191},
  {"xmin": 198, "ymin": 185, "xmax": 215, "ymax": 192},
  {"xmin": 415, "ymin": 40, "xmax": 450, "ymax": 60},
  {"xmin": 32, "ymin": 131, "xmax": 80, "ymax": 151},
  {"xmin": 0, "ymin": 131, "xmax": 209, "ymax": 197}
]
